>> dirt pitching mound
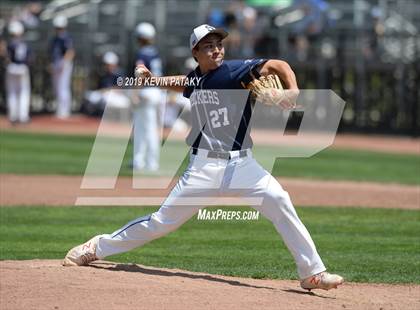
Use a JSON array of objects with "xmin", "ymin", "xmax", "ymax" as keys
[{"xmin": 1, "ymin": 260, "xmax": 418, "ymax": 310}]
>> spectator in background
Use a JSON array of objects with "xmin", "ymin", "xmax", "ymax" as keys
[
  {"xmin": 222, "ymin": 0, "xmax": 259, "ymax": 58},
  {"xmin": 363, "ymin": 6, "xmax": 385, "ymax": 60},
  {"xmin": 286, "ymin": 0, "xmax": 330, "ymax": 62},
  {"xmin": 292, "ymin": 0, "xmax": 329, "ymax": 38},
  {"xmin": 49, "ymin": 15, "xmax": 74, "ymax": 119},
  {"xmin": 9, "ymin": 1, "xmax": 43, "ymax": 29},
  {"xmin": 5, "ymin": 21, "xmax": 31, "ymax": 124},
  {"xmin": 206, "ymin": 8, "xmax": 226, "ymax": 28},
  {"xmin": 223, "ymin": 11, "xmax": 242, "ymax": 58},
  {"xmin": 19, "ymin": 1, "xmax": 43, "ymax": 29},
  {"xmin": 132, "ymin": 22, "xmax": 163, "ymax": 172},
  {"xmin": 241, "ymin": 6, "xmax": 258, "ymax": 58}
]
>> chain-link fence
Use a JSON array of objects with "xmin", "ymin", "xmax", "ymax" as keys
[{"xmin": 0, "ymin": 0, "xmax": 419, "ymax": 135}]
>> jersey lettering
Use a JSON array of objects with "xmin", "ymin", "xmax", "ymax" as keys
[{"xmin": 190, "ymin": 90, "xmax": 219, "ymax": 106}]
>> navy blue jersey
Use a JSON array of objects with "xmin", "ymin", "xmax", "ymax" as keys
[
  {"xmin": 99, "ymin": 68, "xmax": 123, "ymax": 89},
  {"xmin": 50, "ymin": 32, "xmax": 73, "ymax": 63},
  {"xmin": 183, "ymin": 59, "xmax": 267, "ymax": 151},
  {"xmin": 7, "ymin": 39, "xmax": 30, "ymax": 65},
  {"xmin": 136, "ymin": 46, "xmax": 162, "ymax": 76}
]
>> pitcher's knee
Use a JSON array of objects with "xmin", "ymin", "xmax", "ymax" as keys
[{"xmin": 263, "ymin": 190, "xmax": 292, "ymax": 208}]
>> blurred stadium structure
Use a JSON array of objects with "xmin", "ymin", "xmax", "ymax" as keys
[{"xmin": 0, "ymin": 0, "xmax": 419, "ymax": 136}]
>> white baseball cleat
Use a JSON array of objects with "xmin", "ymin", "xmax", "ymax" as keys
[
  {"xmin": 62, "ymin": 235, "xmax": 100, "ymax": 266},
  {"xmin": 300, "ymin": 272, "xmax": 344, "ymax": 291}
]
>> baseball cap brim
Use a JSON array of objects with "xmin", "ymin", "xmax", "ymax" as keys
[
  {"xmin": 206, "ymin": 28, "xmax": 228, "ymax": 40},
  {"xmin": 191, "ymin": 27, "xmax": 228, "ymax": 50}
]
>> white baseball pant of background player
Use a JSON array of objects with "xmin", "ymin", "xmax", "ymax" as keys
[
  {"xmin": 95, "ymin": 149, "xmax": 326, "ymax": 279},
  {"xmin": 51, "ymin": 15, "xmax": 73, "ymax": 119},
  {"xmin": 132, "ymin": 88, "xmax": 162, "ymax": 171},
  {"xmin": 53, "ymin": 59, "xmax": 73, "ymax": 118},
  {"xmin": 6, "ymin": 63, "xmax": 31, "ymax": 123}
]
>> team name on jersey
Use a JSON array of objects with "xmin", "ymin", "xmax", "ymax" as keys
[{"xmin": 190, "ymin": 90, "xmax": 220, "ymax": 106}]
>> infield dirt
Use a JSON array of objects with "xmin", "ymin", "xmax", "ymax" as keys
[{"xmin": 1, "ymin": 260, "xmax": 419, "ymax": 310}]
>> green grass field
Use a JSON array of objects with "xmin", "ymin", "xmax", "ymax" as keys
[
  {"xmin": 1, "ymin": 130, "xmax": 419, "ymax": 285},
  {"xmin": 0, "ymin": 206, "xmax": 419, "ymax": 284},
  {"xmin": 1, "ymin": 130, "xmax": 419, "ymax": 184}
]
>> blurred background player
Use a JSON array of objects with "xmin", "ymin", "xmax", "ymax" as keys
[
  {"xmin": 99, "ymin": 52, "xmax": 122, "ymax": 89},
  {"xmin": 49, "ymin": 15, "xmax": 74, "ymax": 119},
  {"xmin": 132, "ymin": 22, "xmax": 163, "ymax": 172},
  {"xmin": 81, "ymin": 51, "xmax": 129, "ymax": 116},
  {"xmin": 5, "ymin": 20, "xmax": 31, "ymax": 124}
]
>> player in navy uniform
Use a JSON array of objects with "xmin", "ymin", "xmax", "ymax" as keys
[
  {"xmin": 82, "ymin": 52, "xmax": 128, "ymax": 116},
  {"xmin": 49, "ymin": 15, "xmax": 74, "ymax": 118},
  {"xmin": 6, "ymin": 20, "xmax": 31, "ymax": 123},
  {"xmin": 64, "ymin": 24, "xmax": 344, "ymax": 292},
  {"xmin": 132, "ymin": 22, "xmax": 163, "ymax": 172},
  {"xmin": 98, "ymin": 52, "xmax": 123, "ymax": 89}
]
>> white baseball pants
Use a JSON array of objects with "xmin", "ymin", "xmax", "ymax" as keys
[
  {"xmin": 53, "ymin": 60, "xmax": 73, "ymax": 118},
  {"xmin": 96, "ymin": 150, "xmax": 326, "ymax": 279},
  {"xmin": 6, "ymin": 63, "xmax": 30, "ymax": 123},
  {"xmin": 133, "ymin": 88, "xmax": 162, "ymax": 171}
]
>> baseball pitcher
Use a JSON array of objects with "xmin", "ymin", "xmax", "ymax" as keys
[{"xmin": 64, "ymin": 24, "xmax": 344, "ymax": 291}]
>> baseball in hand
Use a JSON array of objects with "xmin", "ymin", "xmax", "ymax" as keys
[{"xmin": 134, "ymin": 65, "xmax": 150, "ymax": 78}]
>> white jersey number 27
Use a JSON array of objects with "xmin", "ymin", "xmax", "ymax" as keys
[{"xmin": 209, "ymin": 107, "xmax": 230, "ymax": 128}]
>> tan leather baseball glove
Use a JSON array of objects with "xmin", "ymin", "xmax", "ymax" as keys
[{"xmin": 242, "ymin": 74, "xmax": 298, "ymax": 109}]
